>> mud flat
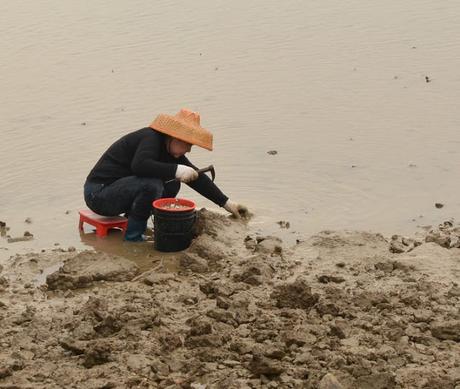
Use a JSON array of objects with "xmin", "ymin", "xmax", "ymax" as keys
[{"xmin": 0, "ymin": 210, "xmax": 458, "ymax": 388}]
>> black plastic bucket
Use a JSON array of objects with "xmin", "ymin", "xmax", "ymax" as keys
[{"xmin": 152, "ymin": 198, "xmax": 196, "ymax": 252}]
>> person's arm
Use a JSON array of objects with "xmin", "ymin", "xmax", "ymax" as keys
[
  {"xmin": 188, "ymin": 171, "xmax": 248, "ymax": 218},
  {"xmin": 178, "ymin": 156, "xmax": 228, "ymax": 206},
  {"xmin": 130, "ymin": 133, "xmax": 177, "ymax": 180},
  {"xmin": 179, "ymin": 156, "xmax": 248, "ymax": 218},
  {"xmin": 188, "ymin": 173, "xmax": 229, "ymax": 206}
]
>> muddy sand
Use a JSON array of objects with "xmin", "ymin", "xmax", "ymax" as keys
[{"xmin": 0, "ymin": 210, "xmax": 459, "ymax": 388}]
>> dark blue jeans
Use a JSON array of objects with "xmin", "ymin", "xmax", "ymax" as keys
[{"xmin": 84, "ymin": 176, "xmax": 180, "ymax": 222}]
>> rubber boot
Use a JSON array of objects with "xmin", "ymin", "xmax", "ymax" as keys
[{"xmin": 124, "ymin": 217, "xmax": 147, "ymax": 242}]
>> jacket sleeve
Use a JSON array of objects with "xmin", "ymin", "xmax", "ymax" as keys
[
  {"xmin": 178, "ymin": 156, "xmax": 229, "ymax": 207},
  {"xmin": 130, "ymin": 132, "xmax": 177, "ymax": 180}
]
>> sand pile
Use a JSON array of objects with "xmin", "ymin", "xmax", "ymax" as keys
[{"xmin": 0, "ymin": 210, "xmax": 458, "ymax": 388}]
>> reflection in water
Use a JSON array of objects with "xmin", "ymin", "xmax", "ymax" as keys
[{"xmin": 79, "ymin": 228, "xmax": 181, "ymax": 273}]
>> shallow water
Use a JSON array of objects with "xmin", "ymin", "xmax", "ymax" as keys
[{"xmin": 1, "ymin": 0, "xmax": 460, "ymax": 259}]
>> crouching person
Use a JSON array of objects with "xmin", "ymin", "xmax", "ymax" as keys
[{"xmin": 84, "ymin": 108, "xmax": 248, "ymax": 241}]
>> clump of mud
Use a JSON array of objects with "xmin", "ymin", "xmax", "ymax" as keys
[
  {"xmin": 0, "ymin": 212, "xmax": 458, "ymax": 388},
  {"xmin": 46, "ymin": 250, "xmax": 140, "ymax": 290},
  {"xmin": 423, "ymin": 220, "xmax": 460, "ymax": 249},
  {"xmin": 391, "ymin": 219, "xmax": 460, "ymax": 252}
]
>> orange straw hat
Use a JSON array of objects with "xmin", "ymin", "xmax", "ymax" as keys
[{"xmin": 150, "ymin": 108, "xmax": 213, "ymax": 151}]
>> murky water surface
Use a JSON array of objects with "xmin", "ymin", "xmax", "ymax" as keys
[{"xmin": 1, "ymin": 0, "xmax": 460, "ymax": 260}]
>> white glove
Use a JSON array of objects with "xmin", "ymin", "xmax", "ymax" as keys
[
  {"xmin": 175, "ymin": 164, "xmax": 198, "ymax": 183},
  {"xmin": 223, "ymin": 199, "xmax": 248, "ymax": 219}
]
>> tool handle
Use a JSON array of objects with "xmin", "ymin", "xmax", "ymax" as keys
[
  {"xmin": 195, "ymin": 165, "xmax": 212, "ymax": 174},
  {"xmin": 165, "ymin": 165, "xmax": 214, "ymax": 184}
]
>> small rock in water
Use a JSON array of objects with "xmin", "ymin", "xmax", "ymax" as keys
[
  {"xmin": 277, "ymin": 221, "xmax": 290, "ymax": 229},
  {"xmin": 7, "ymin": 236, "xmax": 33, "ymax": 243},
  {"xmin": 23, "ymin": 231, "xmax": 33, "ymax": 237},
  {"xmin": 435, "ymin": 203, "xmax": 444, "ymax": 209},
  {"xmin": 267, "ymin": 150, "xmax": 278, "ymax": 155},
  {"xmin": 440, "ymin": 220, "xmax": 453, "ymax": 228},
  {"xmin": 24, "ymin": 217, "xmax": 32, "ymax": 224},
  {"xmin": 0, "ymin": 221, "xmax": 6, "ymax": 237}
]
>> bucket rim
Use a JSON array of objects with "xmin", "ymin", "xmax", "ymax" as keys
[{"xmin": 153, "ymin": 197, "xmax": 196, "ymax": 212}]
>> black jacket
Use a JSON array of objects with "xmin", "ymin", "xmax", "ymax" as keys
[{"xmin": 86, "ymin": 128, "xmax": 228, "ymax": 206}]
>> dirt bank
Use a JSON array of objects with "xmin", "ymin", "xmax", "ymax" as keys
[{"xmin": 0, "ymin": 210, "xmax": 458, "ymax": 388}]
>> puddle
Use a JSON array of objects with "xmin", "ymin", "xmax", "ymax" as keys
[
  {"xmin": 30, "ymin": 230, "xmax": 183, "ymax": 287},
  {"xmin": 79, "ymin": 229, "xmax": 182, "ymax": 273},
  {"xmin": 34, "ymin": 261, "xmax": 64, "ymax": 286}
]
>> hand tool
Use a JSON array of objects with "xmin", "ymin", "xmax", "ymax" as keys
[{"xmin": 165, "ymin": 164, "xmax": 215, "ymax": 184}]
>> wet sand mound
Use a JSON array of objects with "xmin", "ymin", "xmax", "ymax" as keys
[
  {"xmin": 0, "ymin": 212, "xmax": 458, "ymax": 388},
  {"xmin": 46, "ymin": 250, "xmax": 140, "ymax": 290}
]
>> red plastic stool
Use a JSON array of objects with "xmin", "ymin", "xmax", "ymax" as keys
[{"xmin": 78, "ymin": 209, "xmax": 128, "ymax": 237}]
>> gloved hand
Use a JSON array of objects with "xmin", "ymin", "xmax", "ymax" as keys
[
  {"xmin": 175, "ymin": 165, "xmax": 198, "ymax": 183},
  {"xmin": 223, "ymin": 199, "xmax": 249, "ymax": 219}
]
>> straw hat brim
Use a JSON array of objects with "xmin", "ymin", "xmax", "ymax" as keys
[{"xmin": 150, "ymin": 114, "xmax": 213, "ymax": 151}]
